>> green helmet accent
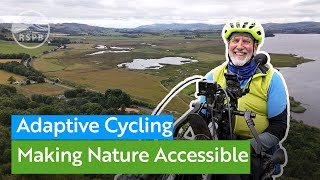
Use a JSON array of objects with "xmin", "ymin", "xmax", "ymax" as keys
[{"xmin": 222, "ymin": 18, "xmax": 265, "ymax": 45}]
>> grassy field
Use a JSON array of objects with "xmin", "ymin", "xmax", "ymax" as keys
[
  {"xmin": 15, "ymin": 83, "xmax": 66, "ymax": 97},
  {"xmin": 0, "ymin": 40, "xmax": 57, "ymax": 56},
  {"xmin": 0, "ymin": 70, "xmax": 65, "ymax": 97},
  {"xmin": 31, "ymin": 39, "xmax": 225, "ymax": 112},
  {"xmin": 31, "ymin": 47, "xmax": 98, "ymax": 72},
  {"xmin": 0, "ymin": 70, "xmax": 25, "ymax": 83},
  {"xmin": 65, "ymin": 33, "xmax": 216, "ymax": 43},
  {"xmin": 0, "ymin": 59, "xmax": 21, "ymax": 63},
  {"xmin": 269, "ymin": 53, "xmax": 314, "ymax": 67},
  {"xmin": 0, "ymin": 39, "xmax": 65, "ymax": 97},
  {"xmin": 46, "ymin": 68, "xmax": 190, "ymax": 113}
]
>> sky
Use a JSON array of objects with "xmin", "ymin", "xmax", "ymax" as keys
[{"xmin": 0, "ymin": 0, "xmax": 319, "ymax": 28}]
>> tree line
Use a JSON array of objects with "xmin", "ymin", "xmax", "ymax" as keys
[
  {"xmin": 48, "ymin": 38, "xmax": 71, "ymax": 46},
  {"xmin": 0, "ymin": 53, "xmax": 30, "ymax": 61},
  {"xmin": 0, "ymin": 61, "xmax": 45, "ymax": 83}
]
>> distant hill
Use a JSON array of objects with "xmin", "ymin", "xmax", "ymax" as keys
[
  {"xmin": 263, "ymin": 22, "xmax": 320, "ymax": 34},
  {"xmin": 49, "ymin": 23, "xmax": 111, "ymax": 35},
  {"xmin": 0, "ymin": 23, "xmax": 11, "ymax": 30},
  {"xmin": 136, "ymin": 22, "xmax": 320, "ymax": 33},
  {"xmin": 135, "ymin": 23, "xmax": 224, "ymax": 31},
  {"xmin": 0, "ymin": 21, "xmax": 319, "ymax": 35},
  {"xmin": 0, "ymin": 23, "xmax": 111, "ymax": 35}
]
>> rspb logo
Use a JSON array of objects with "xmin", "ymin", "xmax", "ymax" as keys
[{"xmin": 11, "ymin": 10, "xmax": 50, "ymax": 49}]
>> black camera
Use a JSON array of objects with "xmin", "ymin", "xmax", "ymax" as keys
[{"xmin": 197, "ymin": 80, "xmax": 218, "ymax": 97}]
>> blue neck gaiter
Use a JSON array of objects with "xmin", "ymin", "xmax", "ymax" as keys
[{"xmin": 227, "ymin": 57, "xmax": 257, "ymax": 80}]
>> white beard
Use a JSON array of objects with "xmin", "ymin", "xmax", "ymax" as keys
[
  {"xmin": 229, "ymin": 50, "xmax": 253, "ymax": 66},
  {"xmin": 229, "ymin": 55, "xmax": 252, "ymax": 66}
]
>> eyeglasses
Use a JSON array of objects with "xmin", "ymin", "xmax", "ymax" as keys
[{"xmin": 229, "ymin": 37, "xmax": 254, "ymax": 46}]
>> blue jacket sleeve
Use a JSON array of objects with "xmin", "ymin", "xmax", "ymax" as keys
[
  {"xmin": 267, "ymin": 72, "xmax": 288, "ymax": 119},
  {"xmin": 264, "ymin": 71, "xmax": 288, "ymax": 140}
]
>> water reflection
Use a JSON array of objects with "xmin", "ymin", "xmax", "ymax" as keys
[
  {"xmin": 118, "ymin": 57, "xmax": 198, "ymax": 69},
  {"xmin": 262, "ymin": 34, "xmax": 320, "ymax": 127},
  {"xmin": 87, "ymin": 50, "xmax": 130, "ymax": 55}
]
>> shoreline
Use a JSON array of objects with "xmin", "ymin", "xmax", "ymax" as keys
[{"xmin": 263, "ymin": 34, "xmax": 320, "ymax": 128}]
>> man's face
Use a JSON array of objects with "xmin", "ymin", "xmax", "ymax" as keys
[{"xmin": 228, "ymin": 35, "xmax": 258, "ymax": 66}]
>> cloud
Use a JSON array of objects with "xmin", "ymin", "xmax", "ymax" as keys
[
  {"xmin": 0, "ymin": 0, "xmax": 318, "ymax": 27},
  {"xmin": 296, "ymin": 0, "xmax": 320, "ymax": 6}
]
